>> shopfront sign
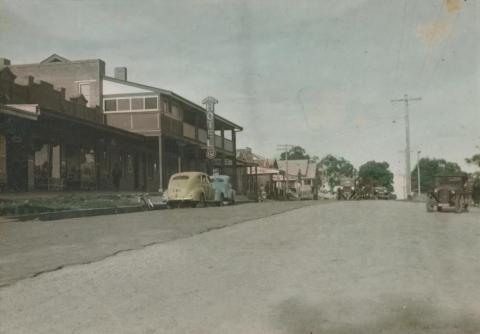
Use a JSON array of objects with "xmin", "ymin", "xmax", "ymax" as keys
[{"xmin": 202, "ymin": 96, "xmax": 218, "ymax": 160}]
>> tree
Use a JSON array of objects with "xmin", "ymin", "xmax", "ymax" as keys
[
  {"xmin": 411, "ymin": 158, "xmax": 463, "ymax": 193},
  {"xmin": 466, "ymin": 154, "xmax": 480, "ymax": 168},
  {"xmin": 272, "ymin": 159, "xmax": 279, "ymax": 169},
  {"xmin": 318, "ymin": 155, "xmax": 356, "ymax": 191},
  {"xmin": 279, "ymin": 146, "xmax": 310, "ymax": 160},
  {"xmin": 358, "ymin": 161, "xmax": 394, "ymax": 192}
]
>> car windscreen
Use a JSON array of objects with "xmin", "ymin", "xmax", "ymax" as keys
[
  {"xmin": 170, "ymin": 175, "xmax": 190, "ymax": 186},
  {"xmin": 213, "ymin": 178, "xmax": 224, "ymax": 183}
]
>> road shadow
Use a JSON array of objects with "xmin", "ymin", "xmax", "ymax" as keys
[{"xmin": 273, "ymin": 296, "xmax": 480, "ymax": 334}]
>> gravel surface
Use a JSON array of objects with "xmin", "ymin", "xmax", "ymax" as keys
[
  {"xmin": 1, "ymin": 201, "xmax": 479, "ymax": 333},
  {"xmin": 0, "ymin": 200, "xmax": 318, "ymax": 287}
]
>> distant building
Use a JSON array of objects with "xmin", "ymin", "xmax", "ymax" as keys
[{"xmin": 276, "ymin": 159, "xmax": 318, "ymax": 186}]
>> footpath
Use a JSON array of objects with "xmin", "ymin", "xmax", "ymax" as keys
[
  {"xmin": 0, "ymin": 191, "xmax": 257, "ymax": 221},
  {"xmin": 0, "ymin": 191, "xmax": 150, "ymax": 221}
]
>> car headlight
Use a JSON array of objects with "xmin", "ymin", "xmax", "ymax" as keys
[
  {"xmin": 162, "ymin": 192, "xmax": 168, "ymax": 201},
  {"xmin": 451, "ymin": 190, "xmax": 455, "ymax": 195}
]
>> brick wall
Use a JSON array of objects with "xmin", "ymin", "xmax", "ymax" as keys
[
  {"xmin": 7, "ymin": 59, "xmax": 105, "ymax": 120},
  {"xmin": 0, "ymin": 67, "xmax": 103, "ymax": 123}
]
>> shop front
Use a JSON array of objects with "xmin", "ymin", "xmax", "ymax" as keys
[{"xmin": 0, "ymin": 104, "xmax": 158, "ymax": 192}]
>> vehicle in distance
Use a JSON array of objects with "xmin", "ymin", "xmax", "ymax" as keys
[
  {"xmin": 426, "ymin": 175, "xmax": 470, "ymax": 213},
  {"xmin": 373, "ymin": 186, "xmax": 394, "ymax": 200}
]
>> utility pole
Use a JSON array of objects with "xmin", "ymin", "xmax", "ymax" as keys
[
  {"xmin": 277, "ymin": 144, "xmax": 294, "ymax": 176},
  {"xmin": 391, "ymin": 94, "xmax": 421, "ymax": 198},
  {"xmin": 417, "ymin": 150, "xmax": 421, "ymax": 196},
  {"xmin": 277, "ymin": 144, "xmax": 294, "ymax": 198}
]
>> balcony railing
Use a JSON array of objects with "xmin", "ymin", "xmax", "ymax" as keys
[
  {"xmin": 161, "ymin": 114, "xmax": 182, "ymax": 137},
  {"xmin": 183, "ymin": 122, "xmax": 196, "ymax": 140},
  {"xmin": 180, "ymin": 124, "xmax": 234, "ymax": 152}
]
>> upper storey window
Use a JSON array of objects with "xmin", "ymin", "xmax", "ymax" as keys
[
  {"xmin": 145, "ymin": 97, "xmax": 157, "ymax": 110},
  {"xmin": 104, "ymin": 99, "xmax": 117, "ymax": 112},
  {"xmin": 117, "ymin": 98, "xmax": 130, "ymax": 111},
  {"xmin": 131, "ymin": 98, "xmax": 144, "ymax": 110},
  {"xmin": 103, "ymin": 96, "xmax": 158, "ymax": 113}
]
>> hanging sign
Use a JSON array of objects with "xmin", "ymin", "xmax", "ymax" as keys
[{"xmin": 202, "ymin": 96, "xmax": 218, "ymax": 160}]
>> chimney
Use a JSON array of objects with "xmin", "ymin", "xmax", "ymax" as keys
[{"xmin": 114, "ymin": 67, "xmax": 127, "ymax": 81}]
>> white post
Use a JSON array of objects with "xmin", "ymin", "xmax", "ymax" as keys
[{"xmin": 417, "ymin": 150, "xmax": 421, "ymax": 195}]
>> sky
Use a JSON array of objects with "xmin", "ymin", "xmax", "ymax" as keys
[{"xmin": 1, "ymin": 0, "xmax": 479, "ymax": 196}]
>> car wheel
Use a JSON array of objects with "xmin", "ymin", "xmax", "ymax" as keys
[
  {"xmin": 197, "ymin": 193, "xmax": 206, "ymax": 208},
  {"xmin": 455, "ymin": 196, "xmax": 464, "ymax": 214},
  {"xmin": 218, "ymin": 194, "xmax": 225, "ymax": 207},
  {"xmin": 426, "ymin": 199, "xmax": 435, "ymax": 212}
]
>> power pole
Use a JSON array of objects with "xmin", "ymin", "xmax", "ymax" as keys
[
  {"xmin": 391, "ymin": 94, "xmax": 421, "ymax": 198},
  {"xmin": 277, "ymin": 144, "xmax": 294, "ymax": 198},
  {"xmin": 417, "ymin": 150, "xmax": 421, "ymax": 195},
  {"xmin": 277, "ymin": 144, "xmax": 294, "ymax": 175}
]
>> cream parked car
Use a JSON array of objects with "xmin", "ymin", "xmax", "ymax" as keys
[{"xmin": 165, "ymin": 172, "xmax": 215, "ymax": 208}]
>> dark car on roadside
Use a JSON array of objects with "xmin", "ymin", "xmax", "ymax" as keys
[
  {"xmin": 373, "ymin": 186, "xmax": 392, "ymax": 200},
  {"xmin": 426, "ymin": 175, "xmax": 470, "ymax": 213}
]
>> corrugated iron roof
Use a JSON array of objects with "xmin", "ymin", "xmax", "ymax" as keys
[{"xmin": 277, "ymin": 159, "xmax": 317, "ymax": 179}]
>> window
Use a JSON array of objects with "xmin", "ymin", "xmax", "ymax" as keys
[
  {"xmin": 51, "ymin": 145, "xmax": 61, "ymax": 179},
  {"xmin": 0, "ymin": 135, "xmax": 6, "ymax": 184},
  {"xmin": 103, "ymin": 96, "xmax": 158, "ymax": 112},
  {"xmin": 163, "ymin": 99, "xmax": 170, "ymax": 113},
  {"xmin": 145, "ymin": 97, "xmax": 158, "ymax": 110},
  {"xmin": 34, "ymin": 144, "xmax": 50, "ymax": 189},
  {"xmin": 172, "ymin": 104, "xmax": 179, "ymax": 117},
  {"xmin": 117, "ymin": 98, "xmax": 130, "ymax": 111},
  {"xmin": 127, "ymin": 154, "xmax": 133, "ymax": 174},
  {"xmin": 131, "ymin": 98, "xmax": 144, "ymax": 110},
  {"xmin": 147, "ymin": 155, "xmax": 152, "ymax": 177},
  {"xmin": 104, "ymin": 99, "xmax": 117, "ymax": 111}
]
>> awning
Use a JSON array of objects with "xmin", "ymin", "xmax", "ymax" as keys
[{"xmin": 0, "ymin": 104, "xmax": 39, "ymax": 121}]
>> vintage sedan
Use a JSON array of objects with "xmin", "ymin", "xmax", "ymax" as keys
[
  {"xmin": 373, "ymin": 186, "xmax": 392, "ymax": 200},
  {"xmin": 211, "ymin": 175, "xmax": 236, "ymax": 205},
  {"xmin": 426, "ymin": 175, "xmax": 470, "ymax": 213},
  {"xmin": 165, "ymin": 172, "xmax": 215, "ymax": 208}
]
